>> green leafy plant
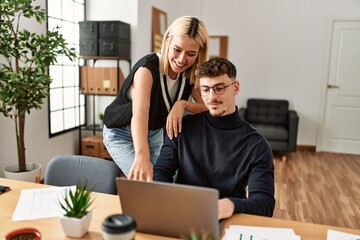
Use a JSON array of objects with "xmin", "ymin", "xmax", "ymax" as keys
[
  {"xmin": 0, "ymin": 0, "xmax": 77, "ymax": 172},
  {"xmin": 59, "ymin": 180, "xmax": 94, "ymax": 219},
  {"xmin": 98, "ymin": 112, "xmax": 104, "ymax": 121},
  {"xmin": 182, "ymin": 231, "xmax": 215, "ymax": 240}
]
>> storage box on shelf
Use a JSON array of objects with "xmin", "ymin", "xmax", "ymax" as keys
[
  {"xmin": 81, "ymin": 135, "xmax": 112, "ymax": 160},
  {"xmin": 81, "ymin": 135, "xmax": 100, "ymax": 157},
  {"xmin": 99, "ymin": 39, "xmax": 130, "ymax": 57},
  {"xmin": 80, "ymin": 21, "xmax": 99, "ymax": 38},
  {"xmin": 99, "ymin": 21, "xmax": 131, "ymax": 58},
  {"xmin": 79, "ymin": 21, "xmax": 99, "ymax": 56},
  {"xmin": 79, "ymin": 38, "xmax": 98, "ymax": 56},
  {"xmin": 79, "ymin": 20, "xmax": 131, "ymax": 57},
  {"xmin": 99, "ymin": 21, "xmax": 130, "ymax": 40},
  {"xmin": 80, "ymin": 65, "xmax": 125, "ymax": 95}
]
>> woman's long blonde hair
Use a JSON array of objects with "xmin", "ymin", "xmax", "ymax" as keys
[{"xmin": 160, "ymin": 16, "xmax": 209, "ymax": 86}]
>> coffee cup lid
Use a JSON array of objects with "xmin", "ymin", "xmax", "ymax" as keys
[{"xmin": 102, "ymin": 214, "xmax": 137, "ymax": 234}]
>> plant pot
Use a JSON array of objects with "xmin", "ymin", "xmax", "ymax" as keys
[
  {"xmin": 3, "ymin": 162, "xmax": 41, "ymax": 183},
  {"xmin": 60, "ymin": 211, "xmax": 92, "ymax": 238},
  {"xmin": 5, "ymin": 228, "xmax": 41, "ymax": 240}
]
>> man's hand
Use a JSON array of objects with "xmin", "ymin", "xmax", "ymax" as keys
[
  {"xmin": 128, "ymin": 158, "xmax": 153, "ymax": 181},
  {"xmin": 218, "ymin": 198, "xmax": 235, "ymax": 220}
]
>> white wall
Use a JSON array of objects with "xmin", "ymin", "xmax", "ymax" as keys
[{"xmin": 0, "ymin": 0, "xmax": 78, "ymax": 178}]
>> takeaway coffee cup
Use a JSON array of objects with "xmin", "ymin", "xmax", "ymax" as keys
[{"xmin": 102, "ymin": 214, "xmax": 137, "ymax": 240}]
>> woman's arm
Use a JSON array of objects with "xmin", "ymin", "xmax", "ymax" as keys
[
  {"xmin": 166, "ymin": 87, "xmax": 207, "ymax": 139},
  {"xmin": 129, "ymin": 67, "xmax": 154, "ymax": 181}
]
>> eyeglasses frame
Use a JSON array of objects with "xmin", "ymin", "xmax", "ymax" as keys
[{"xmin": 199, "ymin": 82, "xmax": 236, "ymax": 97}]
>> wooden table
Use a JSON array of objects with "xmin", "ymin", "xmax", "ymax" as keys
[{"xmin": 1, "ymin": 178, "xmax": 359, "ymax": 239}]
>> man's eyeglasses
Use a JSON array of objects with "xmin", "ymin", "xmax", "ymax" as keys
[{"xmin": 199, "ymin": 82, "xmax": 236, "ymax": 97}]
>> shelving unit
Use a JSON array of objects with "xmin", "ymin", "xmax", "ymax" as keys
[{"xmin": 79, "ymin": 56, "xmax": 131, "ymax": 159}]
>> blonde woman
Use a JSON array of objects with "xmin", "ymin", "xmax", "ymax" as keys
[{"xmin": 103, "ymin": 16, "xmax": 209, "ymax": 181}]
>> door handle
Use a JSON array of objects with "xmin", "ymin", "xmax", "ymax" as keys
[{"xmin": 327, "ymin": 84, "xmax": 340, "ymax": 89}]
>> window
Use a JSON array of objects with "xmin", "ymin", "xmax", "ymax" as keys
[{"xmin": 47, "ymin": 0, "xmax": 86, "ymax": 137}]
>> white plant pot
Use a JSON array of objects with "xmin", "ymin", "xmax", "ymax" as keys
[
  {"xmin": 60, "ymin": 211, "xmax": 92, "ymax": 238},
  {"xmin": 3, "ymin": 162, "xmax": 41, "ymax": 183}
]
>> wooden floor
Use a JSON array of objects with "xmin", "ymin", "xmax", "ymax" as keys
[{"xmin": 272, "ymin": 150, "xmax": 360, "ymax": 229}]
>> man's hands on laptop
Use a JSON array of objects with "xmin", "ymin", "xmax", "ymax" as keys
[{"xmin": 218, "ymin": 198, "xmax": 235, "ymax": 220}]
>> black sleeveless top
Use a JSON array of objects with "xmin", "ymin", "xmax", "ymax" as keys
[{"xmin": 103, "ymin": 53, "xmax": 194, "ymax": 130}]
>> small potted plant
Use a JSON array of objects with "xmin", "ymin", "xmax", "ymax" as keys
[
  {"xmin": 59, "ymin": 180, "xmax": 94, "ymax": 238},
  {"xmin": 98, "ymin": 112, "xmax": 104, "ymax": 129},
  {"xmin": 183, "ymin": 231, "xmax": 215, "ymax": 240}
]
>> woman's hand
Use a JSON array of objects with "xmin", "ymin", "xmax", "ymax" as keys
[
  {"xmin": 166, "ymin": 100, "xmax": 186, "ymax": 140},
  {"xmin": 128, "ymin": 156, "xmax": 153, "ymax": 181},
  {"xmin": 166, "ymin": 89, "xmax": 207, "ymax": 140}
]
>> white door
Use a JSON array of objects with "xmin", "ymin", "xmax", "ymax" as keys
[{"xmin": 320, "ymin": 19, "xmax": 360, "ymax": 155}]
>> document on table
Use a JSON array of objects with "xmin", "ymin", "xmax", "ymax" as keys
[
  {"xmin": 12, "ymin": 186, "xmax": 76, "ymax": 221},
  {"xmin": 222, "ymin": 225, "xmax": 301, "ymax": 240},
  {"xmin": 327, "ymin": 229, "xmax": 360, "ymax": 240}
]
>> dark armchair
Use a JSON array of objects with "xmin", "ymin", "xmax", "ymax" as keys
[{"xmin": 239, "ymin": 98, "xmax": 299, "ymax": 161}]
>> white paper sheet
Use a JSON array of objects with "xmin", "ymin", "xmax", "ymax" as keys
[
  {"xmin": 222, "ymin": 225, "xmax": 301, "ymax": 240},
  {"xmin": 327, "ymin": 229, "xmax": 360, "ymax": 240},
  {"xmin": 12, "ymin": 186, "xmax": 76, "ymax": 221}
]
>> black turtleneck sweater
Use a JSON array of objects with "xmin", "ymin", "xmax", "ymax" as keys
[{"xmin": 153, "ymin": 108, "xmax": 275, "ymax": 217}]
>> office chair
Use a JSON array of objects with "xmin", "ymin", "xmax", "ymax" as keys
[{"xmin": 44, "ymin": 155, "xmax": 122, "ymax": 195}]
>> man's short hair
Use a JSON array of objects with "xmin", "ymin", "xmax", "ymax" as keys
[{"xmin": 195, "ymin": 57, "xmax": 237, "ymax": 80}]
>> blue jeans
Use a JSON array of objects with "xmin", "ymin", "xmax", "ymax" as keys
[{"xmin": 103, "ymin": 125, "xmax": 164, "ymax": 177}]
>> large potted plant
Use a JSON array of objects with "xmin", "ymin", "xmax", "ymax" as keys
[{"xmin": 0, "ymin": 0, "xmax": 76, "ymax": 181}]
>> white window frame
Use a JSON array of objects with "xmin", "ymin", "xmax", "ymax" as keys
[{"xmin": 47, "ymin": 0, "xmax": 86, "ymax": 137}]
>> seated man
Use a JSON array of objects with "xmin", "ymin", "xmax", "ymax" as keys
[{"xmin": 153, "ymin": 57, "xmax": 275, "ymax": 220}]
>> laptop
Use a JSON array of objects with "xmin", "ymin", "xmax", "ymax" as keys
[{"xmin": 116, "ymin": 178, "xmax": 220, "ymax": 239}]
